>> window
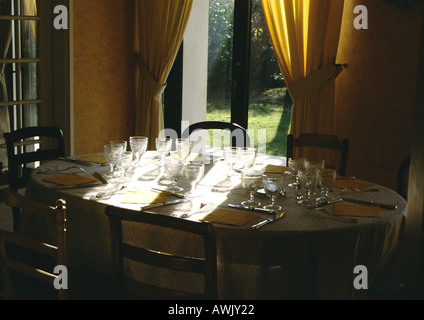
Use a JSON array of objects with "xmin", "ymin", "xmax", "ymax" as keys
[
  {"xmin": 167, "ymin": 0, "xmax": 292, "ymax": 156},
  {"xmin": 0, "ymin": 0, "xmax": 70, "ymax": 170}
]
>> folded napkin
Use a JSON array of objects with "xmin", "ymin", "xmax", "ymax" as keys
[
  {"xmin": 43, "ymin": 173, "xmax": 99, "ymax": 186},
  {"xmin": 121, "ymin": 191, "xmax": 170, "ymax": 204},
  {"xmin": 76, "ymin": 154, "xmax": 108, "ymax": 164},
  {"xmin": 333, "ymin": 179, "xmax": 374, "ymax": 190},
  {"xmin": 199, "ymin": 209, "xmax": 259, "ymax": 226},
  {"xmin": 333, "ymin": 203, "xmax": 381, "ymax": 218},
  {"xmin": 264, "ymin": 165, "xmax": 289, "ymax": 174}
]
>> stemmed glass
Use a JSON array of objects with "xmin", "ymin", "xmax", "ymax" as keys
[
  {"xmin": 262, "ymin": 173, "xmax": 283, "ymax": 212},
  {"xmin": 104, "ymin": 143, "xmax": 124, "ymax": 178},
  {"xmin": 164, "ymin": 156, "xmax": 184, "ymax": 193},
  {"xmin": 176, "ymin": 138, "xmax": 191, "ymax": 163},
  {"xmin": 223, "ymin": 147, "xmax": 238, "ymax": 176},
  {"xmin": 129, "ymin": 136, "xmax": 148, "ymax": 166},
  {"xmin": 304, "ymin": 159, "xmax": 325, "ymax": 173},
  {"xmin": 110, "ymin": 140, "xmax": 127, "ymax": 152},
  {"xmin": 319, "ymin": 168, "xmax": 337, "ymax": 202},
  {"xmin": 118, "ymin": 151, "xmax": 133, "ymax": 182},
  {"xmin": 156, "ymin": 138, "xmax": 172, "ymax": 166},
  {"xmin": 297, "ymin": 169, "xmax": 319, "ymax": 208},
  {"xmin": 288, "ymin": 158, "xmax": 304, "ymax": 189},
  {"xmin": 237, "ymin": 147, "xmax": 256, "ymax": 171},
  {"xmin": 185, "ymin": 163, "xmax": 205, "ymax": 197},
  {"xmin": 241, "ymin": 170, "xmax": 262, "ymax": 208}
]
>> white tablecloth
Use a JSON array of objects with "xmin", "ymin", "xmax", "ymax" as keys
[{"xmin": 21, "ymin": 151, "xmax": 406, "ymax": 299}]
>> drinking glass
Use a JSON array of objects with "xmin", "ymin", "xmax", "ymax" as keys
[
  {"xmin": 304, "ymin": 159, "xmax": 325, "ymax": 173},
  {"xmin": 176, "ymin": 138, "xmax": 191, "ymax": 163},
  {"xmin": 155, "ymin": 138, "xmax": 172, "ymax": 166},
  {"xmin": 297, "ymin": 169, "xmax": 319, "ymax": 207},
  {"xmin": 319, "ymin": 168, "xmax": 337, "ymax": 202},
  {"xmin": 104, "ymin": 143, "xmax": 124, "ymax": 178},
  {"xmin": 185, "ymin": 163, "xmax": 205, "ymax": 197},
  {"xmin": 223, "ymin": 147, "xmax": 238, "ymax": 176},
  {"xmin": 118, "ymin": 151, "xmax": 134, "ymax": 181},
  {"xmin": 241, "ymin": 170, "xmax": 262, "ymax": 208},
  {"xmin": 237, "ymin": 147, "xmax": 256, "ymax": 171},
  {"xmin": 262, "ymin": 173, "xmax": 283, "ymax": 211},
  {"xmin": 129, "ymin": 136, "xmax": 148, "ymax": 166},
  {"xmin": 110, "ymin": 140, "xmax": 127, "ymax": 152},
  {"xmin": 288, "ymin": 158, "xmax": 305, "ymax": 189},
  {"xmin": 164, "ymin": 156, "xmax": 184, "ymax": 192}
]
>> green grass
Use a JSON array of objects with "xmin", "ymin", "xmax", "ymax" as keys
[{"xmin": 206, "ymin": 88, "xmax": 292, "ymax": 156}]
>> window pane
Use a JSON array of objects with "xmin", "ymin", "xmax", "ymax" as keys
[
  {"xmin": 207, "ymin": 0, "xmax": 234, "ymax": 124},
  {"xmin": 20, "ymin": 0, "xmax": 38, "ymax": 16},
  {"xmin": 21, "ymin": 19, "xmax": 38, "ymax": 58},
  {"xmin": 248, "ymin": 0, "xmax": 292, "ymax": 156},
  {"xmin": 22, "ymin": 103, "xmax": 38, "ymax": 127},
  {"xmin": 21, "ymin": 62, "xmax": 39, "ymax": 100}
]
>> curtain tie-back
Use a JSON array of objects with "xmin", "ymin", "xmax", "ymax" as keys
[
  {"xmin": 287, "ymin": 62, "xmax": 343, "ymax": 102},
  {"xmin": 136, "ymin": 53, "xmax": 167, "ymax": 101}
]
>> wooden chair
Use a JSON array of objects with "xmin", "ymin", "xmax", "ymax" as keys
[
  {"xmin": 105, "ymin": 205, "xmax": 218, "ymax": 300},
  {"xmin": 396, "ymin": 155, "xmax": 410, "ymax": 200},
  {"xmin": 181, "ymin": 121, "xmax": 250, "ymax": 147},
  {"xmin": 287, "ymin": 133, "xmax": 349, "ymax": 177},
  {"xmin": 0, "ymin": 188, "xmax": 66, "ymax": 300},
  {"xmin": 3, "ymin": 126, "xmax": 65, "ymax": 232}
]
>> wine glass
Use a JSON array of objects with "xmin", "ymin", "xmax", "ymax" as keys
[
  {"xmin": 304, "ymin": 159, "xmax": 325, "ymax": 173},
  {"xmin": 118, "ymin": 151, "xmax": 133, "ymax": 182},
  {"xmin": 241, "ymin": 170, "xmax": 262, "ymax": 208},
  {"xmin": 237, "ymin": 147, "xmax": 256, "ymax": 171},
  {"xmin": 104, "ymin": 143, "xmax": 124, "ymax": 178},
  {"xmin": 129, "ymin": 136, "xmax": 148, "ymax": 166},
  {"xmin": 223, "ymin": 147, "xmax": 238, "ymax": 176},
  {"xmin": 185, "ymin": 163, "xmax": 205, "ymax": 197},
  {"xmin": 176, "ymin": 138, "xmax": 191, "ymax": 163},
  {"xmin": 262, "ymin": 173, "xmax": 283, "ymax": 212},
  {"xmin": 319, "ymin": 168, "xmax": 337, "ymax": 202},
  {"xmin": 164, "ymin": 156, "xmax": 184, "ymax": 192},
  {"xmin": 110, "ymin": 140, "xmax": 127, "ymax": 152},
  {"xmin": 297, "ymin": 169, "xmax": 319, "ymax": 208},
  {"xmin": 288, "ymin": 158, "xmax": 304, "ymax": 189},
  {"xmin": 155, "ymin": 138, "xmax": 172, "ymax": 166}
]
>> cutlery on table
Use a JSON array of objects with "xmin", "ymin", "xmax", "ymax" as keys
[
  {"xmin": 313, "ymin": 198, "xmax": 342, "ymax": 209},
  {"xmin": 227, "ymin": 203, "xmax": 276, "ymax": 214},
  {"xmin": 339, "ymin": 187, "xmax": 380, "ymax": 194},
  {"xmin": 59, "ymin": 157, "xmax": 93, "ymax": 167},
  {"xmin": 93, "ymin": 172, "xmax": 108, "ymax": 184},
  {"xmin": 150, "ymin": 187, "xmax": 185, "ymax": 198},
  {"xmin": 251, "ymin": 212, "xmax": 286, "ymax": 229},
  {"xmin": 141, "ymin": 198, "xmax": 191, "ymax": 211},
  {"xmin": 342, "ymin": 197, "xmax": 398, "ymax": 210}
]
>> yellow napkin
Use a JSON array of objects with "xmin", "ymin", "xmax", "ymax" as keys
[
  {"xmin": 264, "ymin": 165, "xmax": 289, "ymax": 174},
  {"xmin": 76, "ymin": 154, "xmax": 108, "ymax": 164},
  {"xmin": 199, "ymin": 209, "xmax": 259, "ymax": 226},
  {"xmin": 121, "ymin": 191, "xmax": 170, "ymax": 204},
  {"xmin": 333, "ymin": 179, "xmax": 374, "ymax": 190},
  {"xmin": 333, "ymin": 203, "xmax": 381, "ymax": 218},
  {"xmin": 188, "ymin": 154, "xmax": 203, "ymax": 163},
  {"xmin": 43, "ymin": 173, "xmax": 99, "ymax": 186}
]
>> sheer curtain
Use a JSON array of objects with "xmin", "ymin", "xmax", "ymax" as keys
[
  {"xmin": 261, "ymin": 0, "xmax": 345, "ymax": 158},
  {"xmin": 135, "ymin": 0, "xmax": 193, "ymax": 149}
]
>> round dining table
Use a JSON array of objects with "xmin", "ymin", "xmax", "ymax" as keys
[{"xmin": 21, "ymin": 150, "xmax": 406, "ymax": 300}]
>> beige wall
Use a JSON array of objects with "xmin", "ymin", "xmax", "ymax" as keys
[
  {"xmin": 335, "ymin": 0, "xmax": 422, "ymax": 189},
  {"xmin": 72, "ymin": 0, "xmax": 135, "ymax": 155}
]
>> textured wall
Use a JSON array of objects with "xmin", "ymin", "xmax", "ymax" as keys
[
  {"xmin": 72, "ymin": 0, "xmax": 135, "ymax": 155},
  {"xmin": 335, "ymin": 0, "xmax": 422, "ymax": 189}
]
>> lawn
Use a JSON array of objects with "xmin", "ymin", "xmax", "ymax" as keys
[{"xmin": 206, "ymin": 88, "xmax": 292, "ymax": 157}]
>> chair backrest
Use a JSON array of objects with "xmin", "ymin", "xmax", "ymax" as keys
[
  {"xmin": 181, "ymin": 121, "xmax": 250, "ymax": 148},
  {"xmin": 3, "ymin": 126, "xmax": 65, "ymax": 232},
  {"xmin": 396, "ymin": 155, "xmax": 410, "ymax": 200},
  {"xmin": 0, "ymin": 188, "xmax": 66, "ymax": 300},
  {"xmin": 105, "ymin": 205, "xmax": 218, "ymax": 300},
  {"xmin": 287, "ymin": 133, "xmax": 349, "ymax": 177}
]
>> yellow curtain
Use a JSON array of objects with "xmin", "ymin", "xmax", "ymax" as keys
[
  {"xmin": 135, "ymin": 0, "xmax": 193, "ymax": 149},
  {"xmin": 261, "ymin": 0, "xmax": 345, "ymax": 158}
]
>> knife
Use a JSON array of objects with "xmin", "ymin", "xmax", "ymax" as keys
[
  {"xmin": 342, "ymin": 197, "xmax": 397, "ymax": 210},
  {"xmin": 59, "ymin": 157, "xmax": 93, "ymax": 167},
  {"xmin": 227, "ymin": 204, "xmax": 276, "ymax": 214},
  {"xmin": 93, "ymin": 172, "xmax": 108, "ymax": 184},
  {"xmin": 313, "ymin": 198, "xmax": 343, "ymax": 210},
  {"xmin": 251, "ymin": 212, "xmax": 286, "ymax": 229},
  {"xmin": 141, "ymin": 198, "xmax": 191, "ymax": 210}
]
